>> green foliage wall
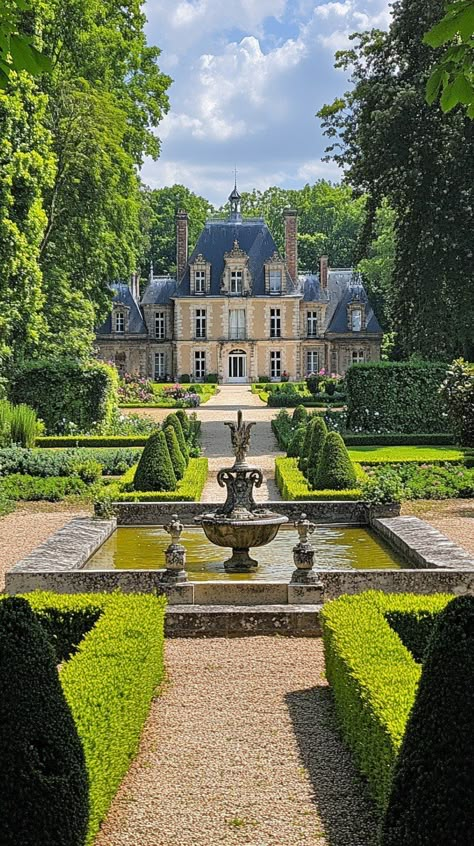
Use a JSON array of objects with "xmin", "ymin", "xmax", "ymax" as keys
[
  {"xmin": 346, "ymin": 362, "xmax": 449, "ymax": 434},
  {"xmin": 9, "ymin": 359, "xmax": 119, "ymax": 435}
]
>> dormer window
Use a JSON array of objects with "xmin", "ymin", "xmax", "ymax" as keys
[
  {"xmin": 269, "ymin": 270, "xmax": 281, "ymax": 294},
  {"xmin": 115, "ymin": 312, "xmax": 125, "ymax": 333},
  {"xmin": 221, "ymin": 240, "xmax": 252, "ymax": 295},
  {"xmin": 230, "ymin": 270, "xmax": 243, "ymax": 294},
  {"xmin": 351, "ymin": 308, "xmax": 362, "ymax": 332},
  {"xmin": 190, "ymin": 254, "xmax": 211, "ymax": 295},
  {"xmin": 195, "ymin": 271, "xmax": 206, "ymax": 294},
  {"xmin": 264, "ymin": 251, "xmax": 286, "ymax": 295}
]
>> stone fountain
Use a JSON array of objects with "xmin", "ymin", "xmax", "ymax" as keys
[{"xmin": 196, "ymin": 411, "xmax": 288, "ymax": 572}]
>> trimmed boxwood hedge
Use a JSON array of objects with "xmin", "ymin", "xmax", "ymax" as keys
[
  {"xmin": 275, "ymin": 457, "xmax": 362, "ymax": 500},
  {"xmin": 98, "ymin": 457, "xmax": 209, "ymax": 503},
  {"xmin": 134, "ymin": 431, "xmax": 177, "ymax": 492},
  {"xmin": 0, "ymin": 597, "xmax": 89, "ymax": 846},
  {"xmin": 321, "ymin": 591, "xmax": 452, "ymax": 810},
  {"xmin": 381, "ymin": 595, "xmax": 474, "ymax": 845},
  {"xmin": 37, "ymin": 435, "xmax": 150, "ymax": 448},
  {"xmin": 10, "ymin": 359, "xmax": 119, "ymax": 435},
  {"xmin": 315, "ymin": 432, "xmax": 357, "ymax": 490},
  {"xmin": 346, "ymin": 361, "xmax": 450, "ymax": 434},
  {"xmin": 343, "ymin": 433, "xmax": 456, "ymax": 446},
  {"xmin": 1, "ymin": 592, "xmax": 166, "ymax": 846}
]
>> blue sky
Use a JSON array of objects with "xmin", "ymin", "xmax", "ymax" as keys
[{"xmin": 142, "ymin": 0, "xmax": 391, "ymax": 205}]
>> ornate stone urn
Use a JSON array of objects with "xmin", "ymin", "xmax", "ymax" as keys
[{"xmin": 196, "ymin": 411, "xmax": 288, "ymax": 572}]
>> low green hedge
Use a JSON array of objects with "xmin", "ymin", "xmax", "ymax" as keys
[
  {"xmin": 348, "ymin": 446, "xmax": 471, "ymax": 465},
  {"xmin": 322, "ymin": 434, "xmax": 457, "ymax": 449},
  {"xmin": 36, "ymin": 435, "xmax": 150, "ymax": 448},
  {"xmin": 275, "ymin": 457, "xmax": 362, "ymax": 500},
  {"xmin": 321, "ymin": 591, "xmax": 452, "ymax": 810},
  {"xmin": 4, "ymin": 591, "xmax": 166, "ymax": 846},
  {"xmin": 102, "ymin": 457, "xmax": 208, "ymax": 502}
]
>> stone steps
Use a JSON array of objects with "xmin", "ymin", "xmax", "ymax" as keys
[{"xmin": 165, "ymin": 603, "xmax": 322, "ymax": 637}]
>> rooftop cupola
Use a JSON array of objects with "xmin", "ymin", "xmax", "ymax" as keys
[{"xmin": 228, "ymin": 179, "xmax": 242, "ymax": 222}]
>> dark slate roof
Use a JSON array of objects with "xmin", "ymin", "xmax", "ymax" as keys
[
  {"xmin": 175, "ymin": 219, "xmax": 297, "ymax": 296},
  {"xmin": 302, "ymin": 270, "xmax": 382, "ymax": 335},
  {"xmin": 141, "ymin": 277, "xmax": 177, "ymax": 305},
  {"xmin": 96, "ymin": 283, "xmax": 147, "ymax": 335}
]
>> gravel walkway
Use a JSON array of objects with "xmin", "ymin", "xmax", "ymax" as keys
[{"xmin": 96, "ymin": 637, "xmax": 378, "ymax": 846}]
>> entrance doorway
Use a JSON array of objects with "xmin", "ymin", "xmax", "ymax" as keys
[{"xmin": 228, "ymin": 350, "xmax": 247, "ymax": 383}]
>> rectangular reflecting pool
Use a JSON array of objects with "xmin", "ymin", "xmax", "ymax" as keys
[{"xmin": 84, "ymin": 525, "xmax": 406, "ymax": 581}]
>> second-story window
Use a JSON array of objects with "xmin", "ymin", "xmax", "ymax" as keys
[
  {"xmin": 229, "ymin": 309, "xmax": 246, "ymax": 340},
  {"xmin": 269, "ymin": 270, "xmax": 282, "ymax": 294},
  {"xmin": 307, "ymin": 311, "xmax": 318, "ymax": 337},
  {"xmin": 230, "ymin": 270, "xmax": 243, "ymax": 294},
  {"xmin": 155, "ymin": 311, "xmax": 165, "ymax": 339},
  {"xmin": 195, "ymin": 308, "xmax": 206, "ymax": 339},
  {"xmin": 270, "ymin": 308, "xmax": 281, "ymax": 339},
  {"xmin": 195, "ymin": 270, "xmax": 206, "ymax": 294},
  {"xmin": 115, "ymin": 311, "xmax": 125, "ymax": 333}
]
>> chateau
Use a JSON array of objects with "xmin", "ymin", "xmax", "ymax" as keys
[{"xmin": 96, "ymin": 185, "xmax": 382, "ymax": 382}]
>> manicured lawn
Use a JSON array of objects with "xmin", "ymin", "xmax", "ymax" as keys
[{"xmin": 348, "ymin": 446, "xmax": 471, "ymax": 465}]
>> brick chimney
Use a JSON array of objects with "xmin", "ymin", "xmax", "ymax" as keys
[
  {"xmin": 176, "ymin": 210, "xmax": 189, "ymax": 281},
  {"xmin": 284, "ymin": 208, "xmax": 298, "ymax": 283},
  {"xmin": 320, "ymin": 255, "xmax": 328, "ymax": 289}
]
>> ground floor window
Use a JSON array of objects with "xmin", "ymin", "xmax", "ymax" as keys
[
  {"xmin": 154, "ymin": 352, "xmax": 166, "ymax": 379},
  {"xmin": 306, "ymin": 350, "xmax": 319, "ymax": 375},
  {"xmin": 194, "ymin": 350, "xmax": 206, "ymax": 380},
  {"xmin": 270, "ymin": 350, "xmax": 281, "ymax": 380},
  {"xmin": 352, "ymin": 349, "xmax": 365, "ymax": 364},
  {"xmin": 114, "ymin": 351, "xmax": 126, "ymax": 375}
]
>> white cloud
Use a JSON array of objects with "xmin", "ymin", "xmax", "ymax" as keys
[{"xmin": 297, "ymin": 158, "xmax": 341, "ymax": 181}]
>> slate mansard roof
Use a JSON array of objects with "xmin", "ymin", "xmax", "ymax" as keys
[
  {"xmin": 301, "ymin": 270, "xmax": 382, "ymax": 335},
  {"xmin": 97, "ymin": 219, "xmax": 381, "ymax": 337},
  {"xmin": 97, "ymin": 282, "xmax": 147, "ymax": 335},
  {"xmin": 174, "ymin": 217, "xmax": 296, "ymax": 297}
]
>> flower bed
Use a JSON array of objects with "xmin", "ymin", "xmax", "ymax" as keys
[
  {"xmin": 119, "ymin": 383, "xmax": 217, "ymax": 408},
  {"xmin": 7, "ymin": 591, "xmax": 166, "ymax": 845},
  {"xmin": 321, "ymin": 591, "xmax": 452, "ymax": 810}
]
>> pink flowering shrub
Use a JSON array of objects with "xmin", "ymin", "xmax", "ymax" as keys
[{"xmin": 118, "ymin": 373, "xmax": 154, "ymax": 404}]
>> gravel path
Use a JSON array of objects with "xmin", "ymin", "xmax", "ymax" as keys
[
  {"xmin": 96, "ymin": 637, "xmax": 378, "ymax": 846},
  {"xmin": 0, "ymin": 503, "xmax": 87, "ymax": 592}
]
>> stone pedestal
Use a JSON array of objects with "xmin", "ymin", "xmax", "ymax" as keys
[{"xmin": 162, "ymin": 543, "xmax": 187, "ymax": 583}]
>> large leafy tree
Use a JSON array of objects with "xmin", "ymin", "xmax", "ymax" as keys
[
  {"xmin": 141, "ymin": 185, "xmax": 212, "ymax": 276},
  {"xmin": 0, "ymin": 0, "xmax": 51, "ymax": 87},
  {"xmin": 319, "ymin": 0, "xmax": 474, "ymax": 359},
  {"xmin": 424, "ymin": 0, "xmax": 474, "ymax": 117},
  {"xmin": 357, "ymin": 200, "xmax": 396, "ymax": 331},
  {"xmin": 238, "ymin": 181, "xmax": 366, "ymax": 269}
]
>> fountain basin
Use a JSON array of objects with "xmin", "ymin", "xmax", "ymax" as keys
[{"xmin": 200, "ymin": 513, "xmax": 289, "ymax": 572}]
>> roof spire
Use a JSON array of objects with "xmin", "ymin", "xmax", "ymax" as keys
[{"xmin": 228, "ymin": 167, "xmax": 242, "ymax": 222}]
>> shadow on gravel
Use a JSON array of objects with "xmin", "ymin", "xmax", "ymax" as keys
[{"xmin": 285, "ymin": 686, "xmax": 380, "ymax": 846}]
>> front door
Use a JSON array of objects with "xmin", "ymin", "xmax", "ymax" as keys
[{"xmin": 228, "ymin": 350, "xmax": 247, "ymax": 383}]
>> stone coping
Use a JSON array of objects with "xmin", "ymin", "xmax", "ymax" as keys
[
  {"xmin": 112, "ymin": 500, "xmax": 400, "ymax": 526},
  {"xmin": 8, "ymin": 517, "xmax": 116, "ymax": 575},
  {"xmin": 373, "ymin": 516, "xmax": 474, "ymax": 570}
]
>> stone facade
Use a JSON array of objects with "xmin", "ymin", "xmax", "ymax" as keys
[{"xmin": 96, "ymin": 186, "xmax": 382, "ymax": 381}]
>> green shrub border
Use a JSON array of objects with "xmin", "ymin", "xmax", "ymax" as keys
[
  {"xmin": 2, "ymin": 591, "xmax": 166, "ymax": 846},
  {"xmin": 275, "ymin": 456, "xmax": 362, "ymax": 500},
  {"xmin": 343, "ymin": 433, "xmax": 456, "ymax": 446},
  {"xmin": 321, "ymin": 591, "xmax": 452, "ymax": 810},
  {"xmin": 103, "ymin": 456, "xmax": 208, "ymax": 502}
]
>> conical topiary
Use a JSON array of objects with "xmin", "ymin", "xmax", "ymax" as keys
[
  {"xmin": 314, "ymin": 431, "xmax": 356, "ymax": 490},
  {"xmin": 298, "ymin": 416, "xmax": 317, "ymax": 472},
  {"xmin": 164, "ymin": 413, "xmax": 188, "ymax": 460},
  {"xmin": 134, "ymin": 430, "xmax": 177, "ymax": 491},
  {"xmin": 292, "ymin": 405, "xmax": 308, "ymax": 425},
  {"xmin": 381, "ymin": 595, "xmax": 474, "ymax": 846},
  {"xmin": 164, "ymin": 425, "xmax": 186, "ymax": 480},
  {"xmin": 0, "ymin": 597, "xmax": 89, "ymax": 846},
  {"xmin": 287, "ymin": 425, "xmax": 306, "ymax": 458},
  {"xmin": 306, "ymin": 417, "xmax": 328, "ymax": 487},
  {"xmin": 175, "ymin": 408, "xmax": 190, "ymax": 437}
]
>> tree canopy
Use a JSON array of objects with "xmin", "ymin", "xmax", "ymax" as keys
[{"xmin": 318, "ymin": 0, "xmax": 474, "ymax": 360}]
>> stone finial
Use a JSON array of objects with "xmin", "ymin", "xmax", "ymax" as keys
[
  {"xmin": 164, "ymin": 513, "xmax": 184, "ymax": 545},
  {"xmin": 295, "ymin": 513, "xmax": 315, "ymax": 545},
  {"xmin": 291, "ymin": 512, "xmax": 318, "ymax": 583}
]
